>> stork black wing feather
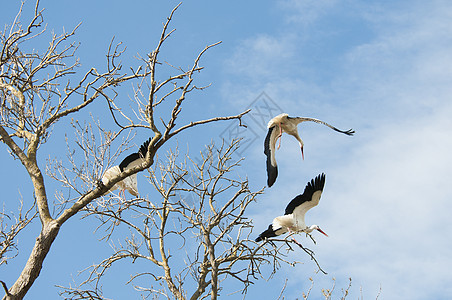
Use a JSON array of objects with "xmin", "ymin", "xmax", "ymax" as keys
[
  {"xmin": 139, "ymin": 138, "xmax": 151, "ymax": 157},
  {"xmin": 284, "ymin": 173, "xmax": 326, "ymax": 215},
  {"xmin": 264, "ymin": 126, "xmax": 278, "ymax": 187},
  {"xmin": 119, "ymin": 153, "xmax": 140, "ymax": 171},
  {"xmin": 255, "ymin": 224, "xmax": 278, "ymax": 242},
  {"xmin": 118, "ymin": 138, "xmax": 151, "ymax": 171}
]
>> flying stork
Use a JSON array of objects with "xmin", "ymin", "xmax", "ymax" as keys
[
  {"xmin": 101, "ymin": 138, "xmax": 151, "ymax": 197},
  {"xmin": 255, "ymin": 173, "xmax": 328, "ymax": 243},
  {"xmin": 265, "ymin": 113, "xmax": 354, "ymax": 187}
]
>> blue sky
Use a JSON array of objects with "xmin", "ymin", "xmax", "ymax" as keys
[{"xmin": 1, "ymin": 0, "xmax": 452, "ymax": 299}]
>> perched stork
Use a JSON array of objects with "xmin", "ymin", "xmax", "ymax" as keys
[
  {"xmin": 255, "ymin": 173, "xmax": 328, "ymax": 243},
  {"xmin": 265, "ymin": 113, "xmax": 354, "ymax": 187},
  {"xmin": 102, "ymin": 138, "xmax": 151, "ymax": 197}
]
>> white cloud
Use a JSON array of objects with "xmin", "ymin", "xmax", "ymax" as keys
[
  {"xmin": 231, "ymin": 0, "xmax": 452, "ymax": 299},
  {"xmin": 318, "ymin": 107, "xmax": 452, "ymax": 298},
  {"xmin": 224, "ymin": 33, "xmax": 297, "ymax": 80},
  {"xmin": 277, "ymin": 0, "xmax": 339, "ymax": 25}
]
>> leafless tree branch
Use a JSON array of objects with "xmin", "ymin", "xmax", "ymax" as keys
[
  {"xmin": 1, "ymin": 2, "xmax": 249, "ymax": 299},
  {"xmin": 56, "ymin": 139, "xmax": 320, "ymax": 299},
  {"xmin": 0, "ymin": 198, "xmax": 37, "ymax": 266}
]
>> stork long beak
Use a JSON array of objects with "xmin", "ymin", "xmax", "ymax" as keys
[
  {"xmin": 316, "ymin": 227, "xmax": 328, "ymax": 237},
  {"xmin": 301, "ymin": 145, "xmax": 304, "ymax": 160}
]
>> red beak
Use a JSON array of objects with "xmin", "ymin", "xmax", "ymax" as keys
[{"xmin": 317, "ymin": 227, "xmax": 328, "ymax": 237}]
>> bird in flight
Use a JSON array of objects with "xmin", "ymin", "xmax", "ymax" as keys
[
  {"xmin": 102, "ymin": 138, "xmax": 151, "ymax": 197},
  {"xmin": 256, "ymin": 173, "xmax": 328, "ymax": 245},
  {"xmin": 265, "ymin": 113, "xmax": 354, "ymax": 187}
]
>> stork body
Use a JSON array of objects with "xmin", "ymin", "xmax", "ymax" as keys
[
  {"xmin": 255, "ymin": 173, "xmax": 328, "ymax": 242},
  {"xmin": 102, "ymin": 138, "xmax": 151, "ymax": 197},
  {"xmin": 264, "ymin": 113, "xmax": 354, "ymax": 187},
  {"xmin": 102, "ymin": 166, "xmax": 139, "ymax": 196}
]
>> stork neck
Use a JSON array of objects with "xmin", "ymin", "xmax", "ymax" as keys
[{"xmin": 303, "ymin": 225, "xmax": 315, "ymax": 233}]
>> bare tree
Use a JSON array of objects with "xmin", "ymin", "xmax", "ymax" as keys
[
  {"xmin": 0, "ymin": 200, "xmax": 37, "ymax": 266},
  {"xmin": 0, "ymin": 2, "xmax": 333, "ymax": 299},
  {"xmin": 56, "ymin": 139, "xmax": 311, "ymax": 300},
  {"xmin": 0, "ymin": 1, "xmax": 249, "ymax": 298}
]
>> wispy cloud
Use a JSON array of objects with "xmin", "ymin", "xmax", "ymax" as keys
[
  {"xmin": 230, "ymin": 0, "xmax": 452, "ymax": 298},
  {"xmin": 277, "ymin": 0, "xmax": 340, "ymax": 25}
]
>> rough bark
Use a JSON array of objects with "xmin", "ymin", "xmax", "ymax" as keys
[{"xmin": 4, "ymin": 221, "xmax": 60, "ymax": 300}]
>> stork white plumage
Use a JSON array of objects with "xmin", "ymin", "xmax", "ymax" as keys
[
  {"xmin": 255, "ymin": 173, "xmax": 328, "ymax": 243},
  {"xmin": 102, "ymin": 138, "xmax": 151, "ymax": 197},
  {"xmin": 264, "ymin": 113, "xmax": 354, "ymax": 187}
]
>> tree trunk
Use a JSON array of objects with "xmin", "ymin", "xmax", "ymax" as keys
[{"xmin": 3, "ymin": 220, "xmax": 60, "ymax": 300}]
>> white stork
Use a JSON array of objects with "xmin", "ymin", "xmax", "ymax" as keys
[
  {"xmin": 102, "ymin": 138, "xmax": 151, "ymax": 197},
  {"xmin": 265, "ymin": 113, "xmax": 354, "ymax": 187},
  {"xmin": 255, "ymin": 173, "xmax": 328, "ymax": 243}
]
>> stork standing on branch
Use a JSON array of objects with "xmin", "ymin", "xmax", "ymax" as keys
[
  {"xmin": 102, "ymin": 138, "xmax": 151, "ymax": 197},
  {"xmin": 265, "ymin": 113, "xmax": 354, "ymax": 187}
]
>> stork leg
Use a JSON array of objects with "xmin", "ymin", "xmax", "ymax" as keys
[
  {"xmin": 120, "ymin": 189, "xmax": 126, "ymax": 200},
  {"xmin": 288, "ymin": 230, "xmax": 303, "ymax": 247},
  {"xmin": 291, "ymin": 237, "xmax": 303, "ymax": 247}
]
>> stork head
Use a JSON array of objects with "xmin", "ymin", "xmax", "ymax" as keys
[
  {"xmin": 291, "ymin": 133, "xmax": 304, "ymax": 160},
  {"xmin": 308, "ymin": 225, "xmax": 328, "ymax": 237}
]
